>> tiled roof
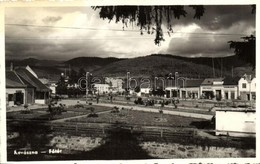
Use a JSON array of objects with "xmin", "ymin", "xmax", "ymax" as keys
[
  {"xmin": 15, "ymin": 68, "xmax": 50, "ymax": 92},
  {"xmin": 184, "ymin": 79, "xmax": 204, "ymax": 87},
  {"xmin": 201, "ymin": 78, "xmax": 224, "ymax": 85},
  {"xmin": 6, "ymin": 71, "xmax": 26, "ymax": 88},
  {"xmin": 223, "ymin": 76, "xmax": 240, "ymax": 85}
]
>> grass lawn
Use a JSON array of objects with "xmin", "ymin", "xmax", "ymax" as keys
[
  {"xmin": 66, "ymin": 109, "xmax": 207, "ymax": 128},
  {"xmin": 6, "ymin": 105, "xmax": 112, "ymax": 121}
]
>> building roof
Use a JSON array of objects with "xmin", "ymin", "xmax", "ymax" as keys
[
  {"xmin": 201, "ymin": 78, "xmax": 224, "ymax": 86},
  {"xmin": 6, "ymin": 71, "xmax": 26, "ymax": 88},
  {"xmin": 223, "ymin": 76, "xmax": 240, "ymax": 85},
  {"xmin": 15, "ymin": 68, "xmax": 50, "ymax": 92},
  {"xmin": 184, "ymin": 79, "xmax": 204, "ymax": 88}
]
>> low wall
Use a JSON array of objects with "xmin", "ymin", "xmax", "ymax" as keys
[
  {"xmin": 140, "ymin": 142, "xmax": 255, "ymax": 158},
  {"xmin": 35, "ymin": 99, "xmax": 46, "ymax": 104},
  {"xmin": 49, "ymin": 135, "xmax": 104, "ymax": 152}
]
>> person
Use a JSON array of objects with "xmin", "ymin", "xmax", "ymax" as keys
[
  {"xmin": 110, "ymin": 94, "xmax": 113, "ymax": 103},
  {"xmin": 96, "ymin": 94, "xmax": 100, "ymax": 104}
]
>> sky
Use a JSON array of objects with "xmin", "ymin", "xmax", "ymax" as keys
[{"xmin": 5, "ymin": 5, "xmax": 255, "ymax": 61}]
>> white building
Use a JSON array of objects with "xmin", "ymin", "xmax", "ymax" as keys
[
  {"xmin": 105, "ymin": 77, "xmax": 124, "ymax": 92},
  {"xmin": 179, "ymin": 79, "xmax": 204, "ymax": 99},
  {"xmin": 215, "ymin": 108, "xmax": 255, "ymax": 137},
  {"xmin": 93, "ymin": 84, "xmax": 110, "ymax": 94},
  {"xmin": 238, "ymin": 74, "xmax": 256, "ymax": 100},
  {"xmin": 165, "ymin": 87, "xmax": 179, "ymax": 98},
  {"xmin": 200, "ymin": 78, "xmax": 224, "ymax": 100},
  {"xmin": 137, "ymin": 87, "xmax": 152, "ymax": 97},
  {"xmin": 222, "ymin": 77, "xmax": 240, "ymax": 100}
]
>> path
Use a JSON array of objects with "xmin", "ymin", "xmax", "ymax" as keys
[
  {"xmin": 94, "ymin": 103, "xmax": 213, "ymax": 120},
  {"xmin": 51, "ymin": 110, "xmax": 111, "ymax": 123}
]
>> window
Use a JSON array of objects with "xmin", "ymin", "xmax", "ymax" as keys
[
  {"xmin": 242, "ymin": 83, "xmax": 247, "ymax": 88},
  {"xmin": 8, "ymin": 94, "xmax": 13, "ymax": 101}
]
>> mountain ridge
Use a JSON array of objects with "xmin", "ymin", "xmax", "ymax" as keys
[{"xmin": 5, "ymin": 54, "xmax": 254, "ymax": 80}]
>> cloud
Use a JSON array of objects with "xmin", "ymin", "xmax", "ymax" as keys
[
  {"xmin": 42, "ymin": 16, "xmax": 62, "ymax": 25},
  {"xmin": 4, "ymin": 6, "xmax": 255, "ymax": 60},
  {"xmin": 172, "ymin": 5, "xmax": 255, "ymax": 31}
]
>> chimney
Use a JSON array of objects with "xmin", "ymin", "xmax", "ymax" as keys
[{"xmin": 10, "ymin": 62, "xmax": 13, "ymax": 71}]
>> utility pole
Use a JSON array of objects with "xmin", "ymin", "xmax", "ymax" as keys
[
  {"xmin": 221, "ymin": 58, "xmax": 223, "ymax": 78},
  {"xmin": 86, "ymin": 72, "xmax": 89, "ymax": 102},
  {"xmin": 231, "ymin": 66, "xmax": 234, "ymax": 78},
  {"xmin": 212, "ymin": 58, "xmax": 215, "ymax": 78}
]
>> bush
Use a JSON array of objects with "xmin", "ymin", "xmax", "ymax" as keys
[
  {"xmin": 87, "ymin": 113, "xmax": 98, "ymax": 117},
  {"xmin": 74, "ymin": 103, "xmax": 84, "ymax": 108},
  {"xmin": 20, "ymin": 110, "xmax": 32, "ymax": 114},
  {"xmin": 111, "ymin": 106, "xmax": 120, "ymax": 113},
  {"xmin": 134, "ymin": 97, "xmax": 144, "ymax": 105},
  {"xmin": 24, "ymin": 104, "xmax": 29, "ymax": 109}
]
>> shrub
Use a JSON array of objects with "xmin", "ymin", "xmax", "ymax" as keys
[
  {"xmin": 20, "ymin": 110, "xmax": 32, "ymax": 114},
  {"xmin": 134, "ymin": 97, "xmax": 144, "ymax": 105},
  {"xmin": 87, "ymin": 113, "xmax": 98, "ymax": 117},
  {"xmin": 24, "ymin": 104, "xmax": 29, "ymax": 109},
  {"xmin": 74, "ymin": 103, "xmax": 84, "ymax": 108},
  {"xmin": 111, "ymin": 106, "xmax": 120, "ymax": 113}
]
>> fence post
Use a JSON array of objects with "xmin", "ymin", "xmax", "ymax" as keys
[{"xmin": 75, "ymin": 124, "xmax": 78, "ymax": 133}]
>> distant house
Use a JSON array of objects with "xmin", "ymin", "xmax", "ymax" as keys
[
  {"xmin": 238, "ymin": 74, "xmax": 256, "ymax": 100},
  {"xmin": 15, "ymin": 67, "xmax": 51, "ymax": 104},
  {"xmin": 222, "ymin": 76, "xmax": 240, "ymax": 100},
  {"xmin": 200, "ymin": 78, "xmax": 224, "ymax": 100},
  {"xmin": 105, "ymin": 77, "xmax": 124, "ymax": 93},
  {"xmin": 165, "ymin": 86, "xmax": 179, "ymax": 98},
  {"xmin": 137, "ymin": 83, "xmax": 152, "ymax": 97},
  {"xmin": 179, "ymin": 79, "xmax": 204, "ymax": 99},
  {"xmin": 93, "ymin": 84, "xmax": 110, "ymax": 94},
  {"xmin": 6, "ymin": 70, "xmax": 35, "ymax": 106}
]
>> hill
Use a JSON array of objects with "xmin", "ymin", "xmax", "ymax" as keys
[
  {"xmin": 64, "ymin": 57, "xmax": 125, "ymax": 71},
  {"xmin": 5, "ymin": 58, "xmax": 62, "ymax": 67},
  {"xmin": 5, "ymin": 55, "xmax": 254, "ymax": 81},
  {"xmin": 92, "ymin": 54, "xmax": 254, "ymax": 78}
]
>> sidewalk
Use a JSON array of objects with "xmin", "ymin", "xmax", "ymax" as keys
[{"xmin": 94, "ymin": 103, "xmax": 213, "ymax": 120}]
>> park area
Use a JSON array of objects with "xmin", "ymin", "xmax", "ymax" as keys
[
  {"xmin": 6, "ymin": 101, "xmax": 256, "ymax": 160},
  {"xmin": 66, "ymin": 107, "xmax": 209, "ymax": 128},
  {"xmin": 6, "ymin": 104, "xmax": 112, "ymax": 121}
]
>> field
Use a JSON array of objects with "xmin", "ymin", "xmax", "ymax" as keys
[
  {"xmin": 66, "ymin": 109, "xmax": 209, "ymax": 128},
  {"xmin": 6, "ymin": 105, "xmax": 112, "ymax": 121}
]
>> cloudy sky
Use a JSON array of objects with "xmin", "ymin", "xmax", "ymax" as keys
[{"xmin": 5, "ymin": 5, "xmax": 255, "ymax": 61}]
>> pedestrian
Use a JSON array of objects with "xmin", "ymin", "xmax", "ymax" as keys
[
  {"xmin": 96, "ymin": 94, "xmax": 100, "ymax": 104},
  {"xmin": 110, "ymin": 94, "xmax": 113, "ymax": 103}
]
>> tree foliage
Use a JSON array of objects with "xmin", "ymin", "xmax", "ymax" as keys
[
  {"xmin": 92, "ymin": 6, "xmax": 205, "ymax": 46},
  {"xmin": 228, "ymin": 35, "xmax": 255, "ymax": 70}
]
